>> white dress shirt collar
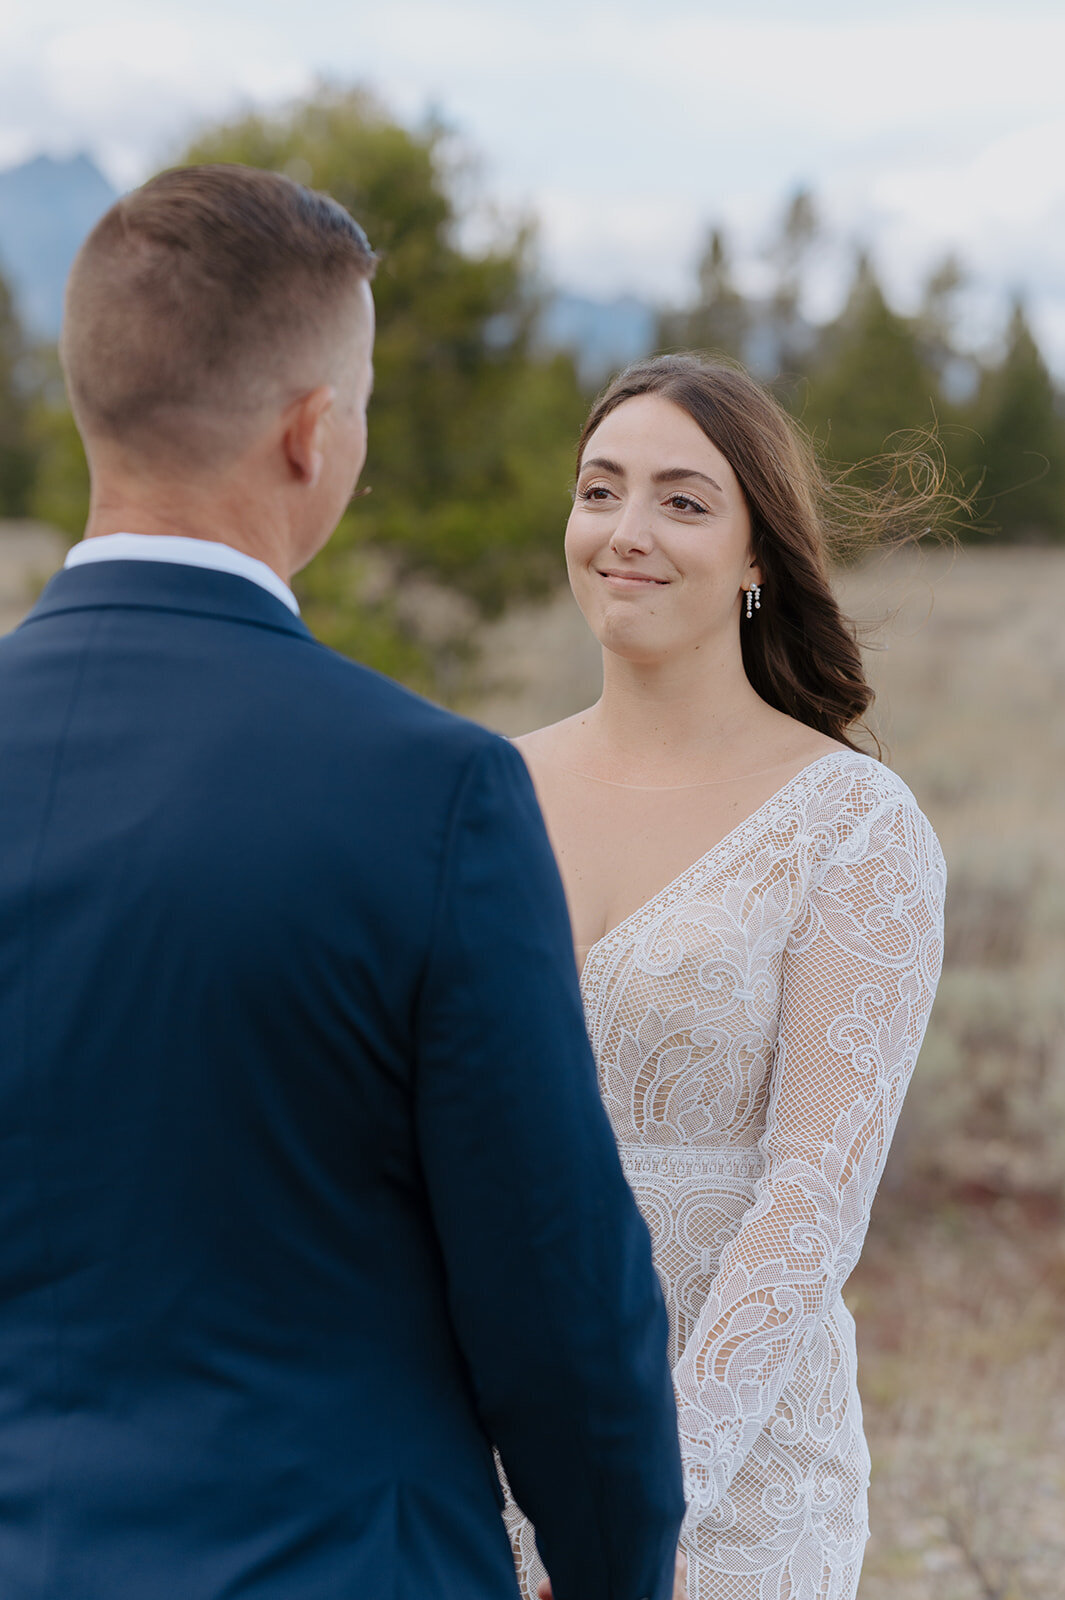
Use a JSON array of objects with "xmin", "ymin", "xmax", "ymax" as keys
[{"xmin": 64, "ymin": 532, "xmax": 300, "ymax": 617}]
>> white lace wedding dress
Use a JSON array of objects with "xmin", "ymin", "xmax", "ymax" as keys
[{"xmin": 503, "ymin": 749, "xmax": 946, "ymax": 1600}]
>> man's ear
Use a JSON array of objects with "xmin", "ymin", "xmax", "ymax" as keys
[{"xmin": 282, "ymin": 385, "xmax": 336, "ymax": 488}]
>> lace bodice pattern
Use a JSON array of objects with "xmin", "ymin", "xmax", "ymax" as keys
[{"xmin": 503, "ymin": 750, "xmax": 946, "ymax": 1600}]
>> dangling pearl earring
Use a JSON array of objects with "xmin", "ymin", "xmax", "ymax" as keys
[{"xmin": 745, "ymin": 584, "xmax": 762, "ymax": 619}]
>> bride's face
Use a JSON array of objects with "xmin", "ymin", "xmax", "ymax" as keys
[{"xmin": 565, "ymin": 392, "xmax": 761, "ymax": 666}]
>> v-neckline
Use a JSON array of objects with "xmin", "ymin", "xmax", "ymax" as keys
[{"xmin": 577, "ymin": 748, "xmax": 863, "ymax": 984}]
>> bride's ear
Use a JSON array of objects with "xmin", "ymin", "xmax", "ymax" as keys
[{"xmin": 282, "ymin": 385, "xmax": 336, "ymax": 488}]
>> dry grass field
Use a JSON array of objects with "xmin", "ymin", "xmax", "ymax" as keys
[
  {"xmin": 4, "ymin": 525, "xmax": 1063, "ymax": 1596},
  {"xmin": 472, "ymin": 544, "xmax": 1065, "ymax": 1600},
  {"xmin": 0, "ymin": 520, "xmax": 65, "ymax": 635}
]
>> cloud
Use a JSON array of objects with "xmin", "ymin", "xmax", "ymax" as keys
[
  {"xmin": 810, "ymin": 117, "xmax": 1065, "ymax": 365},
  {"xmin": 866, "ymin": 119, "xmax": 1065, "ymax": 258},
  {"xmin": 0, "ymin": 0, "xmax": 1062, "ymax": 366},
  {"xmin": 0, "ymin": 9, "xmax": 311, "ymax": 184}
]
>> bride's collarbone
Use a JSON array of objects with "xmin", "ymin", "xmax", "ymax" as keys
[{"xmin": 539, "ymin": 738, "xmax": 850, "ymax": 961}]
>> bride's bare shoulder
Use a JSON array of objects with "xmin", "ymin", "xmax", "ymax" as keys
[{"xmin": 511, "ymin": 712, "xmax": 592, "ymax": 769}]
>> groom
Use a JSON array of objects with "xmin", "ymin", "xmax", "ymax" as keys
[{"xmin": 0, "ymin": 167, "xmax": 683, "ymax": 1599}]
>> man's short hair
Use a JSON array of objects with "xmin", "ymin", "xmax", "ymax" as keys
[{"xmin": 61, "ymin": 163, "xmax": 377, "ymax": 464}]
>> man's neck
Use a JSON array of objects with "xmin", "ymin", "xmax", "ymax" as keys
[{"xmin": 83, "ymin": 487, "xmax": 295, "ymax": 585}]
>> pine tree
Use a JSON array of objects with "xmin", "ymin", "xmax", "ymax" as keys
[
  {"xmin": 975, "ymin": 301, "xmax": 1065, "ymax": 541},
  {"xmin": 763, "ymin": 188, "xmax": 820, "ymax": 378},
  {"xmin": 918, "ymin": 255, "xmax": 965, "ymax": 369},
  {"xmin": 179, "ymin": 89, "xmax": 586, "ymax": 676},
  {"xmin": 0, "ymin": 270, "xmax": 34, "ymax": 516},
  {"xmin": 26, "ymin": 344, "xmax": 91, "ymax": 539},
  {"xmin": 910, "ymin": 254, "xmax": 985, "ymax": 490},
  {"xmin": 802, "ymin": 256, "xmax": 938, "ymax": 465},
  {"xmin": 658, "ymin": 226, "xmax": 748, "ymax": 359}
]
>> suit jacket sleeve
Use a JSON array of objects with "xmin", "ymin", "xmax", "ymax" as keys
[{"xmin": 414, "ymin": 737, "xmax": 685, "ymax": 1600}]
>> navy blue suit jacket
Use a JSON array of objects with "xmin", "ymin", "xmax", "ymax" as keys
[{"xmin": 0, "ymin": 560, "xmax": 684, "ymax": 1600}]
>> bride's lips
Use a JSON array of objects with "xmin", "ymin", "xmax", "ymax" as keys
[{"xmin": 596, "ymin": 568, "xmax": 669, "ymax": 586}]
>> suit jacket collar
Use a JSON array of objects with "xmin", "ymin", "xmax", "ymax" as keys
[{"xmin": 20, "ymin": 558, "xmax": 316, "ymax": 644}]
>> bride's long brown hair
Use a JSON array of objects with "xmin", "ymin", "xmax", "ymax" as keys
[{"xmin": 577, "ymin": 353, "xmax": 952, "ymax": 755}]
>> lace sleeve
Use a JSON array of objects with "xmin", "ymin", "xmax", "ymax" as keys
[{"xmin": 672, "ymin": 785, "xmax": 946, "ymax": 1534}]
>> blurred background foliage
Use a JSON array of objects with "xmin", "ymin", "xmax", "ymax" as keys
[
  {"xmin": 2, "ymin": 87, "xmax": 1064, "ymax": 693},
  {"xmin": 5, "ymin": 87, "xmax": 591, "ymax": 690},
  {"xmin": 178, "ymin": 88, "xmax": 590, "ymax": 690},
  {"xmin": 0, "ymin": 272, "xmax": 35, "ymax": 517}
]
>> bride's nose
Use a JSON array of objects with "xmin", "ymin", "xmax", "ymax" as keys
[{"xmin": 608, "ymin": 501, "xmax": 654, "ymax": 556}]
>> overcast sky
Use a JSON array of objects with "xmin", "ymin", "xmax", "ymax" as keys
[{"xmin": 2, "ymin": 0, "xmax": 1064, "ymax": 366}]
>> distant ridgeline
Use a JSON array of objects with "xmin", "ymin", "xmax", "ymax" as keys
[
  {"xmin": 0, "ymin": 154, "xmax": 119, "ymax": 338},
  {"xmin": 0, "ymin": 153, "xmax": 653, "ymax": 381},
  {"xmin": 535, "ymin": 293, "xmax": 657, "ymax": 385}
]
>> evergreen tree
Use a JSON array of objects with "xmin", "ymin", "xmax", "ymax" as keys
[
  {"xmin": 802, "ymin": 255, "xmax": 938, "ymax": 465},
  {"xmin": 918, "ymin": 253, "xmax": 967, "ymax": 383},
  {"xmin": 658, "ymin": 226, "xmax": 748, "ymax": 359},
  {"xmin": 180, "ymin": 87, "xmax": 586, "ymax": 683},
  {"xmin": 975, "ymin": 300, "xmax": 1065, "ymax": 541},
  {"xmin": 26, "ymin": 345, "xmax": 91, "ymax": 539},
  {"xmin": 0, "ymin": 270, "xmax": 34, "ymax": 516},
  {"xmin": 764, "ymin": 187, "xmax": 820, "ymax": 378},
  {"xmin": 911, "ymin": 254, "xmax": 985, "ymax": 488}
]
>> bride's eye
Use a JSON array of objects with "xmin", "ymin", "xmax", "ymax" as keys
[
  {"xmin": 577, "ymin": 484, "xmax": 614, "ymax": 503},
  {"xmin": 667, "ymin": 493, "xmax": 709, "ymax": 514}
]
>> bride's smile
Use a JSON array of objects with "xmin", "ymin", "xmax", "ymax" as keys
[{"xmin": 596, "ymin": 567, "xmax": 670, "ymax": 586}]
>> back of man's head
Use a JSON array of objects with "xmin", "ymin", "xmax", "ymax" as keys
[{"xmin": 61, "ymin": 164, "xmax": 377, "ymax": 471}]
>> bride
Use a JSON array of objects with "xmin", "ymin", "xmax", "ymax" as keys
[{"xmin": 505, "ymin": 355, "xmax": 946, "ymax": 1600}]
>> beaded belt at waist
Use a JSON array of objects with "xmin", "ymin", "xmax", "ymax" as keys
[{"xmin": 615, "ymin": 1141, "xmax": 764, "ymax": 1184}]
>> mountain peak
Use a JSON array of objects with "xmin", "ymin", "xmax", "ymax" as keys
[{"xmin": 0, "ymin": 152, "xmax": 119, "ymax": 337}]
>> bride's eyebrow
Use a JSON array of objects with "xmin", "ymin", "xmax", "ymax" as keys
[
  {"xmin": 652, "ymin": 467, "xmax": 724, "ymax": 495},
  {"xmin": 579, "ymin": 457, "xmax": 724, "ymax": 496}
]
